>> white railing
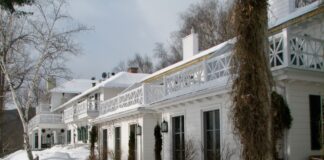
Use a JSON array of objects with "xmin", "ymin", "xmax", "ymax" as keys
[
  {"xmin": 28, "ymin": 114, "xmax": 63, "ymax": 132},
  {"xmin": 269, "ymin": 33, "xmax": 324, "ymax": 71},
  {"xmin": 63, "ymin": 106, "xmax": 74, "ymax": 121},
  {"xmin": 100, "ymin": 84, "xmax": 164, "ymax": 115},
  {"xmin": 75, "ymin": 99, "xmax": 99, "ymax": 115},
  {"xmin": 164, "ymin": 52, "xmax": 232, "ymax": 95}
]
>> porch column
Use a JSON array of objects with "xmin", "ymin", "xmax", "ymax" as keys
[
  {"xmin": 31, "ymin": 131, "xmax": 34, "ymax": 149},
  {"xmin": 38, "ymin": 128, "xmax": 42, "ymax": 150},
  {"xmin": 53, "ymin": 131, "xmax": 57, "ymax": 144}
]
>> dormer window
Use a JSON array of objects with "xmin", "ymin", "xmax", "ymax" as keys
[{"xmin": 295, "ymin": 0, "xmax": 317, "ymax": 8}]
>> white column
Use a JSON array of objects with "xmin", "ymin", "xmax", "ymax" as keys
[
  {"xmin": 38, "ymin": 128, "xmax": 42, "ymax": 150},
  {"xmin": 282, "ymin": 28, "xmax": 290, "ymax": 67},
  {"xmin": 53, "ymin": 131, "xmax": 57, "ymax": 144}
]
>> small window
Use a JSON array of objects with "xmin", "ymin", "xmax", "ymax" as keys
[
  {"xmin": 115, "ymin": 127, "xmax": 121, "ymax": 160},
  {"xmin": 309, "ymin": 95, "xmax": 322, "ymax": 150},
  {"xmin": 172, "ymin": 116, "xmax": 185, "ymax": 160}
]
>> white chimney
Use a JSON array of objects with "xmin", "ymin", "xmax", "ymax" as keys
[{"xmin": 182, "ymin": 28, "xmax": 199, "ymax": 60}]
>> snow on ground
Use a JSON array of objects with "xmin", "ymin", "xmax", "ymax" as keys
[{"xmin": 1, "ymin": 145, "xmax": 90, "ymax": 160}]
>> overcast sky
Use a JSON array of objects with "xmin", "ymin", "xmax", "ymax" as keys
[{"xmin": 65, "ymin": 0, "xmax": 200, "ymax": 79}]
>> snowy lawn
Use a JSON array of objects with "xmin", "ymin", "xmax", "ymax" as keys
[{"xmin": 1, "ymin": 145, "xmax": 90, "ymax": 160}]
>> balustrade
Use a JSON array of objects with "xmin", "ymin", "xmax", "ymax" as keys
[
  {"xmin": 100, "ymin": 84, "xmax": 164, "ymax": 115},
  {"xmin": 28, "ymin": 114, "xmax": 63, "ymax": 132}
]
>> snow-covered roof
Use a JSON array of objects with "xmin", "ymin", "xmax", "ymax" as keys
[
  {"xmin": 52, "ymin": 72, "xmax": 149, "ymax": 112},
  {"xmin": 269, "ymin": 1, "xmax": 321, "ymax": 29},
  {"xmin": 50, "ymin": 79, "xmax": 96, "ymax": 94}
]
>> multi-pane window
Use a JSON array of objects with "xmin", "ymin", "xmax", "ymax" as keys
[
  {"xmin": 129, "ymin": 124, "xmax": 137, "ymax": 160},
  {"xmin": 115, "ymin": 127, "xmax": 121, "ymax": 160},
  {"xmin": 309, "ymin": 95, "xmax": 322, "ymax": 150},
  {"xmin": 172, "ymin": 116, "xmax": 185, "ymax": 160},
  {"xmin": 77, "ymin": 126, "xmax": 88, "ymax": 143},
  {"xmin": 204, "ymin": 110, "xmax": 220, "ymax": 160}
]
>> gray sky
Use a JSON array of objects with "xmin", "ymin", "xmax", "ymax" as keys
[{"xmin": 66, "ymin": 0, "xmax": 200, "ymax": 79}]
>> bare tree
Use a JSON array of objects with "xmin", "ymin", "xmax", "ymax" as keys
[
  {"xmin": 112, "ymin": 53, "xmax": 153, "ymax": 74},
  {"xmin": 127, "ymin": 53, "xmax": 153, "ymax": 73},
  {"xmin": 0, "ymin": 0, "xmax": 87, "ymax": 159},
  {"xmin": 154, "ymin": 0, "xmax": 235, "ymax": 70},
  {"xmin": 112, "ymin": 61, "xmax": 127, "ymax": 73}
]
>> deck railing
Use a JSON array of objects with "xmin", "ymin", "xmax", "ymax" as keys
[
  {"xmin": 164, "ymin": 52, "xmax": 232, "ymax": 96},
  {"xmin": 269, "ymin": 33, "xmax": 324, "ymax": 71},
  {"xmin": 99, "ymin": 84, "xmax": 164, "ymax": 115},
  {"xmin": 28, "ymin": 114, "xmax": 63, "ymax": 132}
]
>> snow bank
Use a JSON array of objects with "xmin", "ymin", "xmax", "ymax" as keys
[{"xmin": 1, "ymin": 145, "xmax": 89, "ymax": 160}]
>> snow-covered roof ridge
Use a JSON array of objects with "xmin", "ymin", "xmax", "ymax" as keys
[
  {"xmin": 52, "ymin": 72, "xmax": 150, "ymax": 112},
  {"xmin": 50, "ymin": 79, "xmax": 96, "ymax": 94}
]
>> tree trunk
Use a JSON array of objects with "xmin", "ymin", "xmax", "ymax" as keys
[
  {"xmin": 231, "ymin": 0, "xmax": 273, "ymax": 159},
  {"xmin": 22, "ymin": 122, "xmax": 33, "ymax": 160},
  {"xmin": 0, "ymin": 71, "xmax": 4, "ymax": 156}
]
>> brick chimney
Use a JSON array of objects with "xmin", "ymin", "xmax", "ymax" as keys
[
  {"xmin": 182, "ymin": 28, "xmax": 199, "ymax": 60},
  {"xmin": 127, "ymin": 67, "xmax": 138, "ymax": 73}
]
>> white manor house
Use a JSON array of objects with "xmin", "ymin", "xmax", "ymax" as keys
[{"xmin": 27, "ymin": 0, "xmax": 324, "ymax": 160}]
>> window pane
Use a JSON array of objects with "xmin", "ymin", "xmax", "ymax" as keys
[{"xmin": 205, "ymin": 112, "xmax": 213, "ymax": 130}]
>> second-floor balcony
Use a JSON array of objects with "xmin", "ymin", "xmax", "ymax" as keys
[
  {"xmin": 99, "ymin": 84, "xmax": 164, "ymax": 115},
  {"xmin": 28, "ymin": 114, "xmax": 63, "ymax": 132},
  {"xmin": 164, "ymin": 32, "xmax": 323, "ymax": 96},
  {"xmin": 269, "ymin": 33, "xmax": 323, "ymax": 71},
  {"xmin": 63, "ymin": 99, "xmax": 99, "ymax": 123},
  {"xmin": 96, "ymin": 31, "xmax": 323, "ymax": 117}
]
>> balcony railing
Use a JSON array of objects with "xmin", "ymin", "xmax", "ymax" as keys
[
  {"xmin": 99, "ymin": 84, "xmax": 164, "ymax": 115},
  {"xmin": 28, "ymin": 114, "xmax": 63, "ymax": 132},
  {"xmin": 63, "ymin": 99, "xmax": 99, "ymax": 122},
  {"xmin": 164, "ymin": 52, "xmax": 232, "ymax": 96},
  {"xmin": 165, "ymin": 33, "xmax": 323, "ymax": 96},
  {"xmin": 63, "ymin": 107, "xmax": 74, "ymax": 122},
  {"xmin": 269, "ymin": 33, "xmax": 324, "ymax": 71}
]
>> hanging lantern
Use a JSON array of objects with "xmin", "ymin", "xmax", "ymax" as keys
[
  {"xmin": 136, "ymin": 125, "xmax": 142, "ymax": 135},
  {"xmin": 161, "ymin": 120, "xmax": 168, "ymax": 133},
  {"xmin": 61, "ymin": 129, "xmax": 65, "ymax": 133},
  {"xmin": 42, "ymin": 129, "xmax": 46, "ymax": 133}
]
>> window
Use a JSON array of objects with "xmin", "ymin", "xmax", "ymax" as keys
[
  {"xmin": 129, "ymin": 124, "xmax": 137, "ymax": 160},
  {"xmin": 103, "ymin": 129, "xmax": 108, "ymax": 160},
  {"xmin": 172, "ymin": 116, "xmax": 185, "ymax": 160},
  {"xmin": 67, "ymin": 130, "xmax": 71, "ymax": 144},
  {"xmin": 35, "ymin": 133, "xmax": 39, "ymax": 148},
  {"xmin": 77, "ymin": 126, "xmax": 88, "ymax": 143},
  {"xmin": 204, "ymin": 110, "xmax": 220, "ymax": 160},
  {"xmin": 115, "ymin": 127, "xmax": 121, "ymax": 160},
  {"xmin": 309, "ymin": 95, "xmax": 322, "ymax": 150}
]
